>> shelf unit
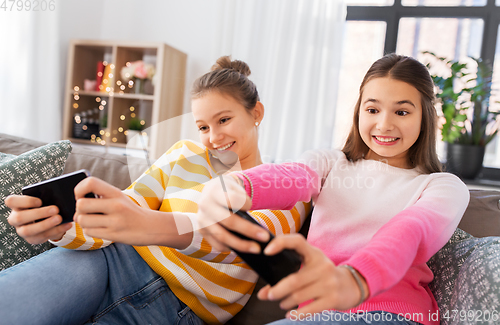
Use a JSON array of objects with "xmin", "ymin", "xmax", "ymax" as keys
[{"xmin": 62, "ymin": 39, "xmax": 187, "ymax": 159}]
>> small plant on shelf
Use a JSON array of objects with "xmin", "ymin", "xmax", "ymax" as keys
[
  {"xmin": 100, "ymin": 114, "xmax": 108, "ymax": 129},
  {"xmin": 126, "ymin": 118, "xmax": 148, "ymax": 149}
]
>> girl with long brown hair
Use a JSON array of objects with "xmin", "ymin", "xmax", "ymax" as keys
[{"xmin": 196, "ymin": 53, "xmax": 469, "ymax": 325}]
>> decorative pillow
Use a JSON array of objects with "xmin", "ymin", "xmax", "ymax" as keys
[
  {"xmin": 428, "ymin": 228, "xmax": 500, "ymax": 325},
  {"xmin": 0, "ymin": 140, "xmax": 72, "ymax": 271},
  {"xmin": 0, "ymin": 153, "xmax": 16, "ymax": 164}
]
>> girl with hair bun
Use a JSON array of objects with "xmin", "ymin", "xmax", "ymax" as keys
[
  {"xmin": 196, "ymin": 53, "xmax": 470, "ymax": 325},
  {"xmin": 2, "ymin": 56, "xmax": 310, "ymax": 324}
]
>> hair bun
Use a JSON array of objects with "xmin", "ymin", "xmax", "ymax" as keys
[{"xmin": 211, "ymin": 55, "xmax": 251, "ymax": 77}]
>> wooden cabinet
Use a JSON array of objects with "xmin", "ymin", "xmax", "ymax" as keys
[{"xmin": 62, "ymin": 39, "xmax": 187, "ymax": 159}]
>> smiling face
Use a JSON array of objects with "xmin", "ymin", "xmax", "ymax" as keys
[
  {"xmin": 358, "ymin": 77, "xmax": 422, "ymax": 169},
  {"xmin": 192, "ymin": 91, "xmax": 263, "ymax": 170}
]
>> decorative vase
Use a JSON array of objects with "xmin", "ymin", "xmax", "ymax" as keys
[
  {"xmin": 446, "ymin": 143, "xmax": 485, "ymax": 179},
  {"xmin": 134, "ymin": 79, "xmax": 146, "ymax": 94}
]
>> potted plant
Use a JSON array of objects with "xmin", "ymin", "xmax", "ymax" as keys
[
  {"xmin": 126, "ymin": 118, "xmax": 148, "ymax": 149},
  {"xmin": 424, "ymin": 51, "xmax": 500, "ymax": 179}
]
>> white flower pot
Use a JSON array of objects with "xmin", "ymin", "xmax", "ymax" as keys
[{"xmin": 126, "ymin": 130, "xmax": 149, "ymax": 149}]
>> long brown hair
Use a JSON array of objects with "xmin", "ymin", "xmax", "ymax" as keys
[
  {"xmin": 191, "ymin": 56, "xmax": 260, "ymax": 112},
  {"xmin": 342, "ymin": 53, "xmax": 442, "ymax": 174}
]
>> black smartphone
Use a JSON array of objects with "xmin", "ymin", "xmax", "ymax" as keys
[
  {"xmin": 21, "ymin": 169, "xmax": 93, "ymax": 224},
  {"xmin": 226, "ymin": 210, "xmax": 302, "ymax": 286}
]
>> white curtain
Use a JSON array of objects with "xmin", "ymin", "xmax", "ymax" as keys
[
  {"xmin": 219, "ymin": 0, "xmax": 346, "ymax": 162},
  {"xmin": 0, "ymin": 11, "xmax": 61, "ymax": 142}
]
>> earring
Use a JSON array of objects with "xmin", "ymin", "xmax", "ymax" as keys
[{"xmin": 255, "ymin": 122, "xmax": 259, "ymax": 126}]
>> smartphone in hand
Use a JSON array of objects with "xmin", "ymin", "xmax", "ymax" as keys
[
  {"xmin": 21, "ymin": 169, "xmax": 94, "ymax": 224},
  {"xmin": 227, "ymin": 211, "xmax": 303, "ymax": 285}
]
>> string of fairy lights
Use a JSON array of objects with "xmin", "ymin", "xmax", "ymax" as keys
[{"xmin": 72, "ymin": 61, "xmax": 148, "ymax": 146}]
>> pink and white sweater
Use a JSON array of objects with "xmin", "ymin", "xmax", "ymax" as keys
[{"xmin": 236, "ymin": 149, "xmax": 470, "ymax": 325}]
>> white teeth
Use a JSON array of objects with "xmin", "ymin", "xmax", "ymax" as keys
[
  {"xmin": 216, "ymin": 142, "xmax": 234, "ymax": 151},
  {"xmin": 375, "ymin": 136, "xmax": 398, "ymax": 142}
]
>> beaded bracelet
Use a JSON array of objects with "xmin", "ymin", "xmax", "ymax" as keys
[{"xmin": 339, "ymin": 265, "xmax": 366, "ymax": 306}]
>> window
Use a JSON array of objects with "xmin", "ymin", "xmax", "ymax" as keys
[
  {"xmin": 402, "ymin": 0, "xmax": 486, "ymax": 6},
  {"xmin": 337, "ymin": 0, "xmax": 500, "ymax": 178},
  {"xmin": 333, "ymin": 21, "xmax": 386, "ymax": 148}
]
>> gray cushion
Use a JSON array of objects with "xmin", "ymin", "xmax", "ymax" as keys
[
  {"xmin": 459, "ymin": 190, "xmax": 500, "ymax": 238},
  {"xmin": 428, "ymin": 229, "xmax": 500, "ymax": 325},
  {"xmin": 0, "ymin": 140, "xmax": 72, "ymax": 271}
]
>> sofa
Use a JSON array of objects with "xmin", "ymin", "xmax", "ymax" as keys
[{"xmin": 1, "ymin": 132, "xmax": 500, "ymax": 325}]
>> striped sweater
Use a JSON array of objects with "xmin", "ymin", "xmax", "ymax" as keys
[{"xmin": 51, "ymin": 140, "xmax": 310, "ymax": 324}]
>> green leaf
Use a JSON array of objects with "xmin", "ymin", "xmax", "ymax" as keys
[{"xmin": 424, "ymin": 50, "xmax": 500, "ymax": 146}]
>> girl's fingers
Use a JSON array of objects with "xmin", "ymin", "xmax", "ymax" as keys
[
  {"xmin": 45, "ymin": 223, "xmax": 73, "ymax": 242},
  {"xmin": 220, "ymin": 213, "xmax": 270, "ymax": 244},
  {"xmin": 75, "ymin": 213, "xmax": 111, "ymax": 229},
  {"xmin": 257, "ymin": 284, "xmax": 272, "ymax": 300},
  {"xmin": 278, "ymin": 278, "xmax": 328, "ymax": 310},
  {"xmin": 16, "ymin": 215, "xmax": 67, "ymax": 244},
  {"xmin": 4, "ymin": 195, "xmax": 42, "ymax": 210},
  {"xmin": 263, "ymin": 265, "xmax": 318, "ymax": 302},
  {"xmin": 264, "ymin": 234, "xmax": 311, "ymax": 257},
  {"xmin": 75, "ymin": 197, "xmax": 113, "ymax": 215},
  {"xmin": 74, "ymin": 177, "xmax": 120, "ymax": 200},
  {"xmin": 286, "ymin": 298, "xmax": 332, "ymax": 320},
  {"xmin": 8, "ymin": 205, "xmax": 59, "ymax": 227},
  {"xmin": 201, "ymin": 223, "xmax": 261, "ymax": 254},
  {"xmin": 199, "ymin": 228, "xmax": 230, "ymax": 252},
  {"xmin": 79, "ymin": 227, "xmax": 111, "ymax": 241},
  {"xmin": 260, "ymin": 234, "xmax": 337, "ymax": 303}
]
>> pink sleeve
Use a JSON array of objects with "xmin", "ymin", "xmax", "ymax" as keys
[
  {"xmin": 234, "ymin": 163, "xmax": 321, "ymax": 210},
  {"xmin": 343, "ymin": 174, "xmax": 470, "ymax": 298}
]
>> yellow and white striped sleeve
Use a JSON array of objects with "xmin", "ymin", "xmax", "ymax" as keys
[
  {"xmin": 49, "ymin": 222, "xmax": 112, "ymax": 250},
  {"xmin": 122, "ymin": 141, "xmax": 190, "ymax": 208},
  {"xmin": 177, "ymin": 201, "xmax": 312, "ymax": 263}
]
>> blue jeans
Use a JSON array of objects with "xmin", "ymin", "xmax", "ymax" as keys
[
  {"xmin": 268, "ymin": 311, "xmax": 422, "ymax": 324},
  {"xmin": 0, "ymin": 243, "xmax": 204, "ymax": 325}
]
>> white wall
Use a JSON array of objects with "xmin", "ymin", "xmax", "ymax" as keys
[
  {"xmin": 0, "ymin": 0, "xmax": 230, "ymax": 142},
  {"xmin": 58, "ymin": 0, "xmax": 228, "ymax": 116}
]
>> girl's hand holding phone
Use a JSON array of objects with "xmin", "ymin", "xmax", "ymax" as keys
[
  {"xmin": 257, "ymin": 234, "xmax": 370, "ymax": 317},
  {"xmin": 73, "ymin": 177, "xmax": 191, "ymax": 247},
  {"xmin": 5, "ymin": 195, "xmax": 72, "ymax": 245},
  {"xmin": 7, "ymin": 174, "xmax": 193, "ymax": 248}
]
